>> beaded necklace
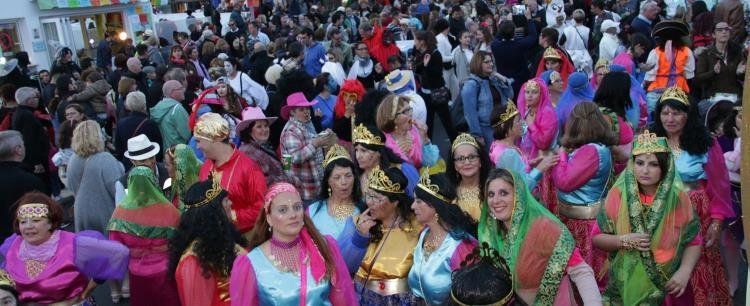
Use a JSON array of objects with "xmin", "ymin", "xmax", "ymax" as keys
[{"xmin": 268, "ymin": 236, "xmax": 301, "ymax": 274}]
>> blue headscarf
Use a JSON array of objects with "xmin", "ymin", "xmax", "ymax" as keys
[
  {"xmin": 556, "ymin": 72, "xmax": 594, "ymax": 128},
  {"xmin": 610, "ymin": 64, "xmax": 643, "ymax": 128}
]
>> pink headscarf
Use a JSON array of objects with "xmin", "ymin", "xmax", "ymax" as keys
[
  {"xmin": 516, "ymin": 78, "xmax": 559, "ymax": 158},
  {"xmin": 263, "ymin": 182, "xmax": 326, "ymax": 305}
]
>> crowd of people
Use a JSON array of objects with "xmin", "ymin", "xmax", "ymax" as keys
[{"xmin": 0, "ymin": 0, "xmax": 745, "ymax": 304}]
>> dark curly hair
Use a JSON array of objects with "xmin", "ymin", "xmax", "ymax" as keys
[
  {"xmin": 355, "ymin": 88, "xmax": 390, "ymax": 127},
  {"xmin": 368, "ymin": 167, "xmax": 415, "ymax": 243},
  {"xmin": 316, "ymin": 157, "xmax": 365, "ymax": 212},
  {"xmin": 414, "ymin": 174, "xmax": 477, "ymax": 238},
  {"xmin": 652, "ymin": 99, "xmax": 712, "ymax": 155},
  {"xmin": 446, "ymin": 136, "xmax": 492, "ymax": 197},
  {"xmin": 169, "ymin": 180, "xmax": 248, "ymax": 279}
]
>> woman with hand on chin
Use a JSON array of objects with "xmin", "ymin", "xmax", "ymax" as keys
[
  {"xmin": 593, "ymin": 130, "xmax": 701, "ymax": 304},
  {"xmin": 479, "ymin": 168, "xmax": 601, "ymax": 305},
  {"xmin": 408, "ymin": 173, "xmax": 477, "ymax": 305},
  {"xmin": 229, "ymin": 182, "xmax": 356, "ymax": 305},
  {"xmin": 0, "ymin": 192, "xmax": 129, "ymax": 305}
]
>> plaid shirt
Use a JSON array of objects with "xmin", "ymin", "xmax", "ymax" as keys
[{"xmin": 280, "ymin": 118, "xmax": 324, "ymax": 200}]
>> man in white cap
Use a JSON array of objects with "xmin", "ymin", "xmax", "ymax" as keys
[
  {"xmin": 599, "ymin": 19, "xmax": 623, "ymax": 62},
  {"xmin": 114, "ymin": 134, "xmax": 169, "ymax": 204}
]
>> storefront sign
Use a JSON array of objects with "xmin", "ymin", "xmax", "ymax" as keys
[{"xmin": 37, "ymin": 0, "xmax": 147, "ymax": 10}]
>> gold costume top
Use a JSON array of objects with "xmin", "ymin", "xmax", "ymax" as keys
[
  {"xmin": 356, "ymin": 217, "xmax": 420, "ymax": 280},
  {"xmin": 456, "ymin": 186, "xmax": 482, "ymax": 221}
]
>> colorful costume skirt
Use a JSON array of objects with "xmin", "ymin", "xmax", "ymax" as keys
[
  {"xmin": 560, "ymin": 216, "xmax": 608, "ymax": 290},
  {"xmin": 688, "ymin": 187, "xmax": 732, "ymax": 305},
  {"xmin": 535, "ymin": 172, "xmax": 558, "ymax": 214}
]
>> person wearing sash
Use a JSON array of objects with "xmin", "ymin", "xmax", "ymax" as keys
[
  {"xmin": 229, "ymin": 182, "xmax": 356, "ymax": 305},
  {"xmin": 408, "ymin": 173, "xmax": 476, "ymax": 305},
  {"xmin": 593, "ymin": 130, "xmax": 701, "ymax": 304}
]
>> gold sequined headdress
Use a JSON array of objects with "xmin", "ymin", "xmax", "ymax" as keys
[
  {"xmin": 194, "ymin": 112, "xmax": 230, "ymax": 142},
  {"xmin": 632, "ymin": 130, "xmax": 670, "ymax": 156},
  {"xmin": 186, "ymin": 177, "xmax": 224, "ymax": 209},
  {"xmin": 368, "ymin": 166, "xmax": 404, "ymax": 194},
  {"xmin": 451, "ymin": 133, "xmax": 480, "ymax": 153},
  {"xmin": 416, "ymin": 171, "xmax": 451, "ymax": 203},
  {"xmin": 494, "ymin": 100, "xmax": 519, "ymax": 127},
  {"xmin": 324, "ymin": 144, "xmax": 351, "ymax": 168},
  {"xmin": 659, "ymin": 86, "xmax": 689, "ymax": 106},
  {"xmin": 543, "ymin": 47, "xmax": 561, "ymax": 60},
  {"xmin": 0, "ymin": 269, "xmax": 14, "ymax": 289},
  {"xmin": 353, "ymin": 124, "xmax": 384, "ymax": 146},
  {"xmin": 16, "ymin": 203, "xmax": 49, "ymax": 219}
]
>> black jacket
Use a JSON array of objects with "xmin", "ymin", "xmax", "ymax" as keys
[
  {"xmin": 115, "ymin": 112, "xmax": 164, "ymax": 168},
  {"xmin": 11, "ymin": 106, "xmax": 51, "ymax": 172},
  {"xmin": 248, "ymin": 51, "xmax": 274, "ymax": 87},
  {"xmin": 0, "ymin": 161, "xmax": 48, "ymax": 239}
]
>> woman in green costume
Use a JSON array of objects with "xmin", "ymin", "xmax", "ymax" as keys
[
  {"xmin": 165, "ymin": 144, "xmax": 202, "ymax": 210},
  {"xmin": 479, "ymin": 168, "xmax": 601, "ymax": 305},
  {"xmin": 108, "ymin": 166, "xmax": 182, "ymax": 306},
  {"xmin": 593, "ymin": 130, "xmax": 701, "ymax": 305}
]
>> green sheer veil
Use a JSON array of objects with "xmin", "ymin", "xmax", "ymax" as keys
[{"xmin": 169, "ymin": 144, "xmax": 202, "ymax": 208}]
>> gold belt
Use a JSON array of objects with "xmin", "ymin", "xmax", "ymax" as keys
[
  {"xmin": 355, "ymin": 275, "xmax": 410, "ymax": 296},
  {"xmin": 557, "ymin": 200, "xmax": 601, "ymax": 220}
]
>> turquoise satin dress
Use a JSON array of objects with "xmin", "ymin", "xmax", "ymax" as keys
[
  {"xmin": 674, "ymin": 151, "xmax": 708, "ymax": 182},
  {"xmin": 308, "ymin": 200, "xmax": 361, "ymax": 241},
  {"xmin": 557, "ymin": 143, "xmax": 613, "ymax": 205},
  {"xmin": 407, "ymin": 229, "xmax": 462, "ymax": 305},
  {"xmin": 248, "ymin": 248, "xmax": 332, "ymax": 306}
]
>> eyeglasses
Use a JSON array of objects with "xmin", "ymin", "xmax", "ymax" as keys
[
  {"xmin": 454, "ymin": 154, "xmax": 480, "ymax": 163},
  {"xmin": 365, "ymin": 192, "xmax": 386, "ymax": 204},
  {"xmin": 395, "ymin": 107, "xmax": 412, "ymax": 117}
]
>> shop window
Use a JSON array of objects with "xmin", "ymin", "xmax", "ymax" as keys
[{"xmin": 0, "ymin": 22, "xmax": 23, "ymax": 57}]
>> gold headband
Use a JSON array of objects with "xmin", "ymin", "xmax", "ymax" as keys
[
  {"xmin": 494, "ymin": 100, "xmax": 518, "ymax": 127},
  {"xmin": 194, "ymin": 113, "xmax": 230, "ymax": 142},
  {"xmin": 0, "ymin": 269, "xmax": 14, "ymax": 289},
  {"xmin": 525, "ymin": 80, "xmax": 540, "ymax": 92},
  {"xmin": 353, "ymin": 124, "xmax": 384, "ymax": 146},
  {"xmin": 543, "ymin": 47, "xmax": 561, "ymax": 60},
  {"xmin": 416, "ymin": 171, "xmax": 451, "ymax": 203},
  {"xmin": 323, "ymin": 144, "xmax": 351, "ymax": 168},
  {"xmin": 451, "ymin": 133, "xmax": 480, "ymax": 153},
  {"xmin": 632, "ymin": 129, "xmax": 670, "ymax": 156},
  {"xmin": 659, "ymin": 86, "xmax": 689, "ymax": 106},
  {"xmin": 17, "ymin": 203, "xmax": 49, "ymax": 219},
  {"xmin": 368, "ymin": 166, "xmax": 404, "ymax": 194},
  {"xmin": 186, "ymin": 177, "xmax": 223, "ymax": 209}
]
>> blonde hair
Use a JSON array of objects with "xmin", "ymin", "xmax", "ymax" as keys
[
  {"xmin": 376, "ymin": 94, "xmax": 410, "ymax": 133},
  {"xmin": 71, "ymin": 120, "xmax": 104, "ymax": 157}
]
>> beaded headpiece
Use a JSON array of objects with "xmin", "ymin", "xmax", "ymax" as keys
[
  {"xmin": 368, "ymin": 167, "xmax": 404, "ymax": 194},
  {"xmin": 16, "ymin": 203, "xmax": 49, "ymax": 219},
  {"xmin": 543, "ymin": 47, "xmax": 561, "ymax": 60},
  {"xmin": 0, "ymin": 269, "xmax": 14, "ymax": 289},
  {"xmin": 194, "ymin": 112, "xmax": 230, "ymax": 142},
  {"xmin": 186, "ymin": 177, "xmax": 224, "ymax": 209},
  {"xmin": 416, "ymin": 171, "xmax": 451, "ymax": 203},
  {"xmin": 524, "ymin": 79, "xmax": 540, "ymax": 92},
  {"xmin": 451, "ymin": 133, "xmax": 480, "ymax": 153},
  {"xmin": 659, "ymin": 86, "xmax": 689, "ymax": 106},
  {"xmin": 632, "ymin": 130, "xmax": 670, "ymax": 156},
  {"xmin": 353, "ymin": 124, "xmax": 384, "ymax": 146},
  {"xmin": 495, "ymin": 100, "xmax": 519, "ymax": 127},
  {"xmin": 323, "ymin": 144, "xmax": 351, "ymax": 168}
]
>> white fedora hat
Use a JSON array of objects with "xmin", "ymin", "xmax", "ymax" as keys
[{"xmin": 124, "ymin": 134, "xmax": 160, "ymax": 161}]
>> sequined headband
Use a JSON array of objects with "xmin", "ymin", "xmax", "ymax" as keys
[
  {"xmin": 416, "ymin": 171, "xmax": 451, "ymax": 203},
  {"xmin": 264, "ymin": 182, "xmax": 300, "ymax": 212},
  {"xmin": 17, "ymin": 203, "xmax": 49, "ymax": 219}
]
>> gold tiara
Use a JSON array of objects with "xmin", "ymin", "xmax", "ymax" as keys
[
  {"xmin": 525, "ymin": 79, "xmax": 540, "ymax": 92},
  {"xmin": 632, "ymin": 130, "xmax": 670, "ymax": 156},
  {"xmin": 452, "ymin": 133, "xmax": 480, "ymax": 153},
  {"xmin": 659, "ymin": 86, "xmax": 689, "ymax": 106},
  {"xmin": 187, "ymin": 176, "xmax": 224, "ymax": 209},
  {"xmin": 368, "ymin": 166, "xmax": 404, "ymax": 194},
  {"xmin": 543, "ymin": 47, "xmax": 561, "ymax": 60},
  {"xmin": 495, "ymin": 99, "xmax": 518, "ymax": 127},
  {"xmin": 324, "ymin": 144, "xmax": 351, "ymax": 168},
  {"xmin": 416, "ymin": 171, "xmax": 451, "ymax": 203},
  {"xmin": 0, "ymin": 269, "xmax": 14, "ymax": 289},
  {"xmin": 17, "ymin": 203, "xmax": 49, "ymax": 219},
  {"xmin": 353, "ymin": 124, "xmax": 384, "ymax": 146}
]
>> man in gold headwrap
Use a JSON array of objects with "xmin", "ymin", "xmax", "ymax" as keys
[{"xmin": 195, "ymin": 113, "xmax": 267, "ymax": 234}]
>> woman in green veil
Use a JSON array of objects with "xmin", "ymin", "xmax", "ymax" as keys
[
  {"xmin": 593, "ymin": 130, "xmax": 701, "ymax": 305},
  {"xmin": 478, "ymin": 168, "xmax": 601, "ymax": 305},
  {"xmin": 165, "ymin": 144, "xmax": 202, "ymax": 210}
]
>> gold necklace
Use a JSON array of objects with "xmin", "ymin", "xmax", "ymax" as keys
[
  {"xmin": 668, "ymin": 140, "xmax": 683, "ymax": 158},
  {"xmin": 423, "ymin": 230, "xmax": 446, "ymax": 257},
  {"xmin": 457, "ymin": 186, "xmax": 481, "ymax": 202},
  {"xmin": 330, "ymin": 201, "xmax": 356, "ymax": 220}
]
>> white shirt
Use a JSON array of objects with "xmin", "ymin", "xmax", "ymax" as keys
[
  {"xmin": 598, "ymin": 33, "xmax": 621, "ymax": 62},
  {"xmin": 436, "ymin": 32, "xmax": 454, "ymax": 63},
  {"xmin": 228, "ymin": 72, "xmax": 269, "ymax": 110},
  {"xmin": 562, "ymin": 24, "xmax": 590, "ymax": 51}
]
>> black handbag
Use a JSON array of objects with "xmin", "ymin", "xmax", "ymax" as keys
[{"xmin": 430, "ymin": 86, "xmax": 451, "ymax": 106}]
